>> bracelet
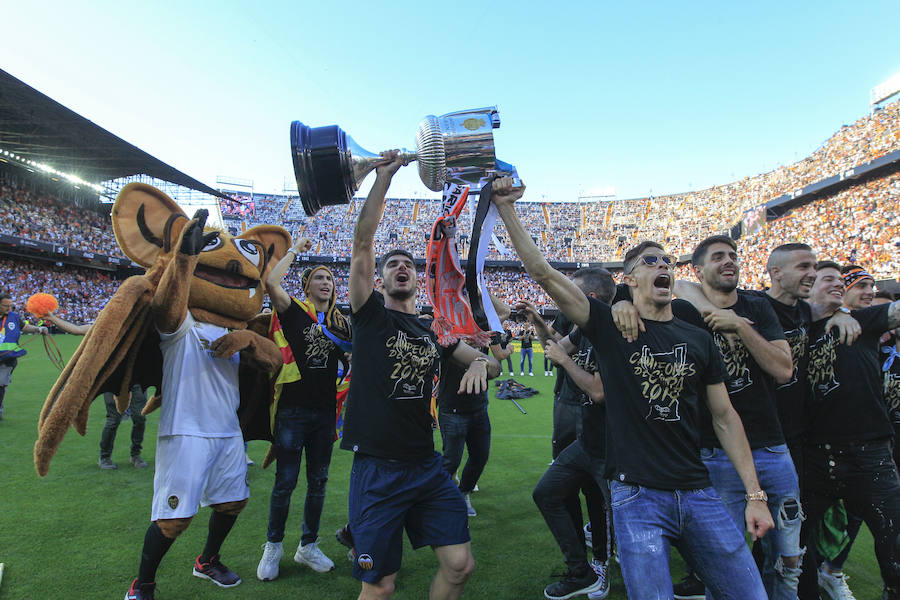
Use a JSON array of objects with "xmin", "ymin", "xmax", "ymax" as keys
[
  {"xmin": 745, "ymin": 489, "xmax": 768, "ymax": 503},
  {"xmin": 470, "ymin": 356, "xmax": 489, "ymax": 366},
  {"xmin": 286, "ymin": 249, "xmax": 297, "ymax": 256}
]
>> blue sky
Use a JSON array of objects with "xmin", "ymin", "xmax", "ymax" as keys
[{"xmin": 3, "ymin": 0, "xmax": 899, "ymax": 204}]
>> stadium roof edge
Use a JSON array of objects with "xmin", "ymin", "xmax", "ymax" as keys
[{"xmin": 0, "ymin": 68, "xmax": 230, "ymax": 200}]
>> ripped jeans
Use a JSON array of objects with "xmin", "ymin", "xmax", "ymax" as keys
[
  {"xmin": 266, "ymin": 406, "xmax": 335, "ymax": 545},
  {"xmin": 702, "ymin": 444, "xmax": 803, "ymax": 600}
]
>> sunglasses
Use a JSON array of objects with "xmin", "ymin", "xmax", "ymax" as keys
[{"xmin": 626, "ymin": 254, "xmax": 675, "ymax": 274}]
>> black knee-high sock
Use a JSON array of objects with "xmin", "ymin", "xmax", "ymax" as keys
[
  {"xmin": 0, "ymin": 385, "xmax": 6, "ymax": 411},
  {"xmin": 138, "ymin": 522, "xmax": 176, "ymax": 584},
  {"xmin": 200, "ymin": 511, "xmax": 238, "ymax": 562}
]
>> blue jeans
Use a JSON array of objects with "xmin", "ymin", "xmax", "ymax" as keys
[
  {"xmin": 610, "ymin": 481, "xmax": 767, "ymax": 600},
  {"xmin": 702, "ymin": 444, "xmax": 803, "ymax": 600},
  {"xmin": 266, "ymin": 406, "xmax": 335, "ymax": 545},
  {"xmin": 520, "ymin": 347, "xmax": 533, "ymax": 373},
  {"xmin": 439, "ymin": 407, "xmax": 491, "ymax": 493}
]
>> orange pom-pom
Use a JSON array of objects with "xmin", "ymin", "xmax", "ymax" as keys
[{"xmin": 26, "ymin": 293, "xmax": 58, "ymax": 318}]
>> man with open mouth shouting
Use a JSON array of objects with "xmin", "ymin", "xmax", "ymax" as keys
[
  {"xmin": 493, "ymin": 176, "xmax": 772, "ymax": 600},
  {"xmin": 340, "ymin": 150, "xmax": 501, "ymax": 600}
]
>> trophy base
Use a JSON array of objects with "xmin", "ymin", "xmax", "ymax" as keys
[{"xmin": 291, "ymin": 121, "xmax": 354, "ymax": 216}]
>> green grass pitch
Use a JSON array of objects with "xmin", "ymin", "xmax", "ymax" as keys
[{"xmin": 0, "ymin": 336, "xmax": 884, "ymax": 598}]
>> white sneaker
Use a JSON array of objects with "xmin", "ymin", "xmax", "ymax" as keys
[
  {"xmin": 464, "ymin": 493, "xmax": 477, "ymax": 516},
  {"xmin": 520, "ymin": 371, "xmax": 525, "ymax": 376},
  {"xmin": 588, "ymin": 560, "xmax": 610, "ymax": 599},
  {"xmin": 529, "ymin": 372, "xmax": 534, "ymax": 376},
  {"xmin": 295, "ymin": 539, "xmax": 335, "ymax": 572},
  {"xmin": 818, "ymin": 567, "xmax": 856, "ymax": 600},
  {"xmin": 256, "ymin": 541, "xmax": 282, "ymax": 581}
]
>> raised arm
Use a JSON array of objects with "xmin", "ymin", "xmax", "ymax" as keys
[
  {"xmin": 705, "ymin": 382, "xmax": 774, "ymax": 540},
  {"xmin": 544, "ymin": 336, "xmax": 604, "ymax": 403},
  {"xmin": 43, "ymin": 312, "xmax": 90, "ymax": 335},
  {"xmin": 515, "ymin": 299, "xmax": 560, "ymax": 345},
  {"xmin": 492, "ymin": 177, "xmax": 589, "ymax": 328},
  {"xmin": 349, "ymin": 151, "xmax": 403, "ymax": 312},
  {"xmin": 265, "ymin": 236, "xmax": 312, "ymax": 312}
]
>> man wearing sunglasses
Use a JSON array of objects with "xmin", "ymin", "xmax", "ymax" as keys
[{"xmin": 492, "ymin": 177, "xmax": 772, "ymax": 599}]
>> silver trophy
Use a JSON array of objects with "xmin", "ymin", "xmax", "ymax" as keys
[{"xmin": 290, "ymin": 107, "xmax": 517, "ymax": 215}]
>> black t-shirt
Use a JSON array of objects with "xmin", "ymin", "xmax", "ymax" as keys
[
  {"xmin": 499, "ymin": 329, "xmax": 513, "ymax": 350},
  {"xmin": 341, "ymin": 292, "xmax": 452, "ymax": 460},
  {"xmin": 552, "ymin": 313, "xmax": 575, "ymax": 396},
  {"xmin": 521, "ymin": 333, "xmax": 533, "ymax": 349},
  {"xmin": 582, "ymin": 298, "xmax": 727, "ymax": 490},
  {"xmin": 743, "ymin": 290, "xmax": 812, "ymax": 442},
  {"xmin": 698, "ymin": 292, "xmax": 786, "ymax": 449},
  {"xmin": 883, "ymin": 345, "xmax": 900, "ymax": 427},
  {"xmin": 277, "ymin": 301, "xmax": 344, "ymax": 411},
  {"xmin": 438, "ymin": 343, "xmax": 489, "ymax": 414},
  {"xmin": 557, "ymin": 326, "xmax": 600, "ymax": 406},
  {"xmin": 806, "ymin": 304, "xmax": 892, "ymax": 444},
  {"xmin": 568, "ymin": 328, "xmax": 606, "ymax": 458}
]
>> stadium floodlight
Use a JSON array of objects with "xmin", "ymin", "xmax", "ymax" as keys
[
  {"xmin": 871, "ymin": 72, "xmax": 900, "ymax": 110},
  {"xmin": 0, "ymin": 146, "xmax": 104, "ymax": 193}
]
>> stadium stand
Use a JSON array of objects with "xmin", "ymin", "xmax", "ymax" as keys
[{"xmin": 0, "ymin": 91, "xmax": 898, "ymax": 324}]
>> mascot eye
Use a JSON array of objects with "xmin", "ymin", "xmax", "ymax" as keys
[
  {"xmin": 236, "ymin": 239, "xmax": 261, "ymax": 267},
  {"xmin": 201, "ymin": 235, "xmax": 223, "ymax": 252}
]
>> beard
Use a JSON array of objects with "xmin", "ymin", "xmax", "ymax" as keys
[{"xmin": 385, "ymin": 284, "xmax": 416, "ymax": 301}]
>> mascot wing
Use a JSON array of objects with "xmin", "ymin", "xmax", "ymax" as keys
[{"xmin": 34, "ymin": 270, "xmax": 164, "ymax": 476}]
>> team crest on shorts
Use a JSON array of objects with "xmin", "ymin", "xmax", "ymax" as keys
[
  {"xmin": 167, "ymin": 495, "xmax": 179, "ymax": 509},
  {"xmin": 357, "ymin": 554, "xmax": 374, "ymax": 571}
]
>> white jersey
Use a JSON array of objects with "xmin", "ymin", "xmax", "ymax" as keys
[{"xmin": 158, "ymin": 311, "xmax": 241, "ymax": 437}]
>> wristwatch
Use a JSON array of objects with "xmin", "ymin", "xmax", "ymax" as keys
[
  {"xmin": 745, "ymin": 489, "xmax": 768, "ymax": 503},
  {"xmin": 837, "ymin": 306, "xmax": 851, "ymax": 314}
]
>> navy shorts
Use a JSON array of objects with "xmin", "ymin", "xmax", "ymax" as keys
[{"xmin": 349, "ymin": 451, "xmax": 470, "ymax": 583}]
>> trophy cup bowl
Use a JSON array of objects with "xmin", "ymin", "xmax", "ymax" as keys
[{"xmin": 290, "ymin": 107, "xmax": 511, "ymax": 216}]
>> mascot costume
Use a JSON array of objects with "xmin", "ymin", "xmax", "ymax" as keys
[{"xmin": 33, "ymin": 183, "xmax": 291, "ymax": 599}]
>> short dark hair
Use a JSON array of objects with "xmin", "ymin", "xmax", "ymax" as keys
[
  {"xmin": 692, "ymin": 235, "xmax": 736, "ymax": 266},
  {"xmin": 0, "ymin": 294, "xmax": 11, "ymax": 302},
  {"xmin": 816, "ymin": 260, "xmax": 842, "ymax": 272},
  {"xmin": 572, "ymin": 267, "xmax": 616, "ymax": 304},
  {"xmin": 623, "ymin": 241, "xmax": 665, "ymax": 274},
  {"xmin": 378, "ymin": 248, "xmax": 415, "ymax": 275},
  {"xmin": 766, "ymin": 243, "xmax": 814, "ymax": 272}
]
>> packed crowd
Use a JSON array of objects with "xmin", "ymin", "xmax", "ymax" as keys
[
  {"xmin": 225, "ymin": 99, "xmax": 900, "ymax": 264},
  {"xmin": 0, "ymin": 257, "xmax": 121, "ymax": 324},
  {"xmin": 0, "ymin": 177, "xmax": 122, "ymax": 257}
]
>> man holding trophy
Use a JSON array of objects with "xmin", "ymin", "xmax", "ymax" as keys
[{"xmin": 340, "ymin": 150, "xmax": 500, "ymax": 600}]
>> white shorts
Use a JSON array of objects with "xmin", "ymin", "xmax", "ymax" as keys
[{"xmin": 151, "ymin": 435, "xmax": 249, "ymax": 521}]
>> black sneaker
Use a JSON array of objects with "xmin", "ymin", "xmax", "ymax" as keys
[
  {"xmin": 124, "ymin": 578, "xmax": 155, "ymax": 600},
  {"xmin": 335, "ymin": 524, "xmax": 354, "ymax": 549},
  {"xmin": 673, "ymin": 572, "xmax": 705, "ymax": 600},
  {"xmin": 544, "ymin": 567, "xmax": 601, "ymax": 600},
  {"xmin": 193, "ymin": 554, "xmax": 242, "ymax": 588}
]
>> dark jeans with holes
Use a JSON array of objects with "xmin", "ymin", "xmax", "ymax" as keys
[
  {"xmin": 266, "ymin": 406, "xmax": 335, "ymax": 546},
  {"xmin": 798, "ymin": 439, "xmax": 900, "ymax": 600}
]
